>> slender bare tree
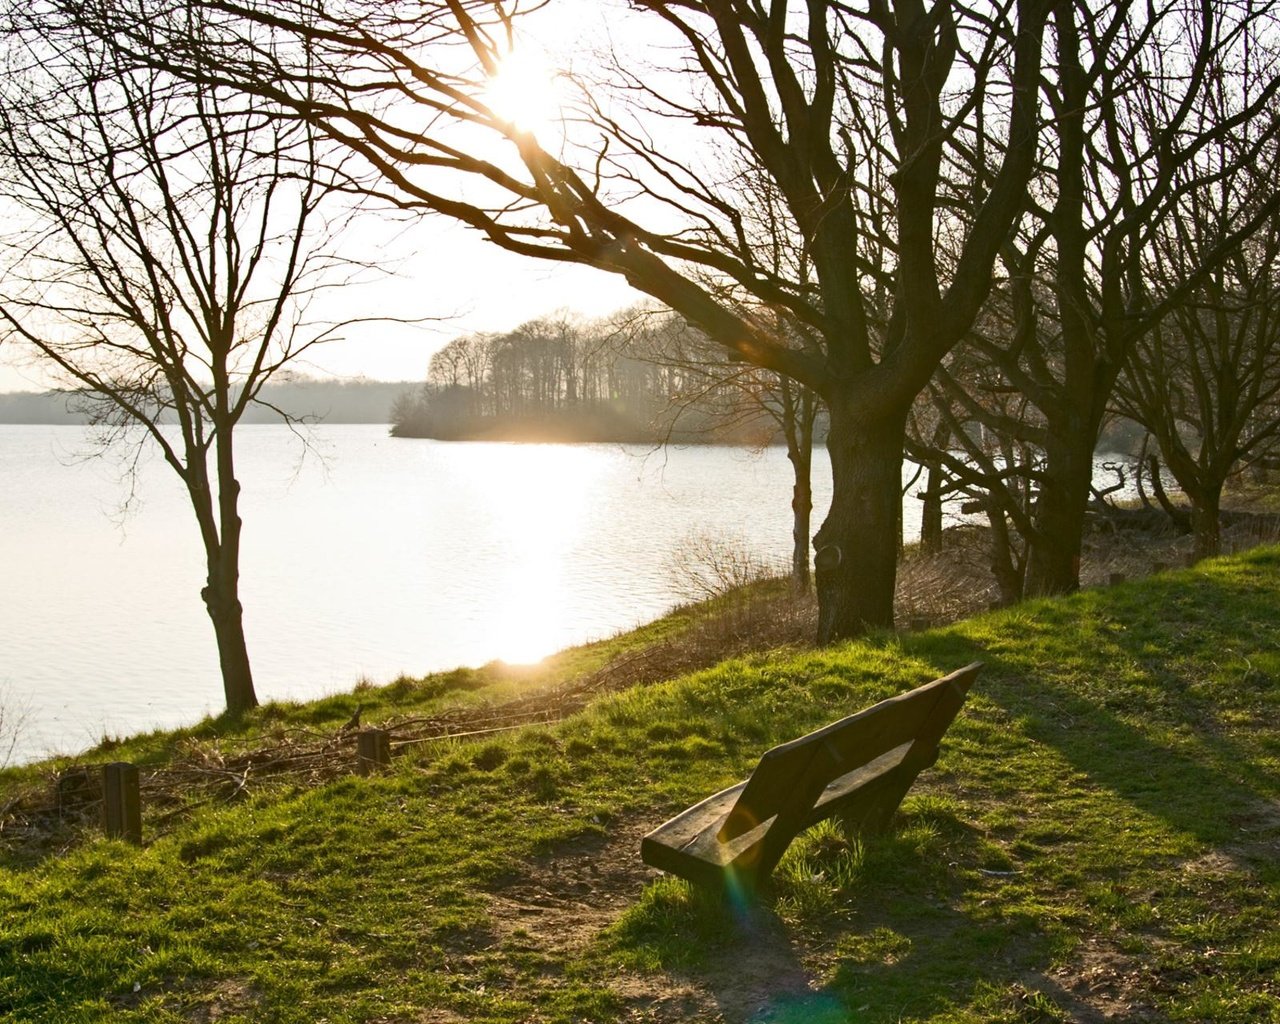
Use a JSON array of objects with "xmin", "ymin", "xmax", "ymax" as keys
[
  {"xmin": 632, "ymin": 152, "xmax": 830, "ymax": 590},
  {"xmin": 635, "ymin": 308, "xmax": 823, "ymax": 588},
  {"xmin": 0, "ymin": 8, "xmax": 369, "ymax": 714}
]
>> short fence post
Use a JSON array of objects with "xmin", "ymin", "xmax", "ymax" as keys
[
  {"xmin": 101, "ymin": 762, "xmax": 142, "ymax": 845},
  {"xmin": 357, "ymin": 728, "xmax": 392, "ymax": 775},
  {"xmin": 1109, "ymin": 572, "xmax": 1126, "ymax": 586}
]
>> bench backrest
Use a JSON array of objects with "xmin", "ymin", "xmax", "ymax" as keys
[{"xmin": 718, "ymin": 662, "xmax": 982, "ymax": 842}]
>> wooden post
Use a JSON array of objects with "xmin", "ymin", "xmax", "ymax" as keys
[
  {"xmin": 1109, "ymin": 572, "xmax": 1126, "ymax": 586},
  {"xmin": 357, "ymin": 728, "xmax": 392, "ymax": 775},
  {"xmin": 101, "ymin": 762, "xmax": 142, "ymax": 845}
]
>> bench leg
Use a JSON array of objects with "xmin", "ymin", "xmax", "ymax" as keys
[
  {"xmin": 720, "ymin": 807, "xmax": 816, "ymax": 897},
  {"xmin": 832, "ymin": 762, "xmax": 924, "ymax": 837}
]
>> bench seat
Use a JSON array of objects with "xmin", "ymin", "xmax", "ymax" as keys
[{"xmin": 641, "ymin": 663, "xmax": 982, "ymax": 890}]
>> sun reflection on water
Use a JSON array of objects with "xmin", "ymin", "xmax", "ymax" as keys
[
  {"xmin": 464, "ymin": 443, "xmax": 599, "ymax": 664},
  {"xmin": 4, "ymin": 426, "xmax": 847, "ymax": 763}
]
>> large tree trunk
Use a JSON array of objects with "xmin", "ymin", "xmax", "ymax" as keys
[
  {"xmin": 813, "ymin": 406, "xmax": 907, "ymax": 641},
  {"xmin": 1021, "ymin": 3, "xmax": 1095, "ymax": 602},
  {"xmin": 1023, "ymin": 424, "xmax": 1094, "ymax": 597},
  {"xmin": 1190, "ymin": 486, "xmax": 1222, "ymax": 561}
]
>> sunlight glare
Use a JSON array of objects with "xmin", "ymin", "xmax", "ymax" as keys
[
  {"xmin": 476, "ymin": 444, "xmax": 600, "ymax": 664},
  {"xmin": 484, "ymin": 49, "xmax": 563, "ymax": 138}
]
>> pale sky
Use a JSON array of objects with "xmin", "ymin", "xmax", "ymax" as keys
[
  {"xmin": 0, "ymin": 0, "xmax": 651, "ymax": 393},
  {"xmin": 0, "ymin": 208, "xmax": 642, "ymax": 393},
  {"xmin": 244, "ymin": 215, "xmax": 642, "ymax": 386}
]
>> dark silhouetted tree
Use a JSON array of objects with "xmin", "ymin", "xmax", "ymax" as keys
[{"xmin": 87, "ymin": 0, "xmax": 1052, "ymax": 639}]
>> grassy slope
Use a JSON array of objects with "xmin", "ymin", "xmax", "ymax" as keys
[
  {"xmin": 1, "ymin": 552, "xmax": 1277, "ymax": 1023},
  {"xmin": 0, "ymin": 581, "xmax": 731, "ymax": 787}
]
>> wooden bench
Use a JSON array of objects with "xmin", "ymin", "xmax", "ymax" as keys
[{"xmin": 640, "ymin": 662, "xmax": 982, "ymax": 891}]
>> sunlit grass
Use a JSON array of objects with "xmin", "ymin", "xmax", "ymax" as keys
[{"xmin": 1, "ymin": 548, "xmax": 1278, "ymax": 1021}]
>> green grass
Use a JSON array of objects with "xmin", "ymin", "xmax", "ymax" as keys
[
  {"xmin": 0, "ymin": 578, "xmax": 790, "ymax": 790},
  {"xmin": 2, "ymin": 551, "xmax": 1278, "ymax": 1022}
]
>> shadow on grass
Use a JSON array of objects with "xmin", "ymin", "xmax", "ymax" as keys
[
  {"xmin": 906, "ymin": 567, "xmax": 1279, "ymax": 850},
  {"xmin": 610, "ymin": 809, "xmax": 1071, "ymax": 1023},
  {"xmin": 617, "ymin": 890, "xmax": 1055, "ymax": 1024},
  {"xmin": 615, "ymin": 555, "xmax": 1280, "ymax": 1021}
]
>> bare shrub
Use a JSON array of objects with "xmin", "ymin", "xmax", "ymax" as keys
[
  {"xmin": 0, "ymin": 687, "xmax": 30, "ymax": 770},
  {"xmin": 895, "ymin": 528, "xmax": 1001, "ymax": 627},
  {"xmin": 665, "ymin": 530, "xmax": 787, "ymax": 603}
]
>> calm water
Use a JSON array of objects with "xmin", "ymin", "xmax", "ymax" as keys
[{"xmin": 4, "ymin": 424, "xmax": 865, "ymax": 764}]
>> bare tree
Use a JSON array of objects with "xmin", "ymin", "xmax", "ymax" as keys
[
  {"xmin": 0, "ymin": 9, "xmax": 368, "ymax": 715},
  {"xmin": 912, "ymin": 0, "xmax": 1280, "ymax": 596},
  {"xmin": 631, "ymin": 151, "xmax": 830, "ymax": 590},
  {"xmin": 636, "ymin": 307, "xmax": 822, "ymax": 588},
  {"xmin": 1117, "ymin": 124, "xmax": 1280, "ymax": 558},
  {"xmin": 82, "ymin": 0, "xmax": 1054, "ymax": 639}
]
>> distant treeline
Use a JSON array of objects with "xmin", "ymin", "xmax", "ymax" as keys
[
  {"xmin": 390, "ymin": 309, "xmax": 793, "ymax": 444},
  {"xmin": 0, "ymin": 378, "xmax": 418, "ymax": 425}
]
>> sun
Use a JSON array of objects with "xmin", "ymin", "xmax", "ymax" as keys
[{"xmin": 484, "ymin": 49, "xmax": 563, "ymax": 138}]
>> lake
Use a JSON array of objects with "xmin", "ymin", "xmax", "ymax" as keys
[{"xmin": 3, "ymin": 424, "xmax": 858, "ymax": 764}]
